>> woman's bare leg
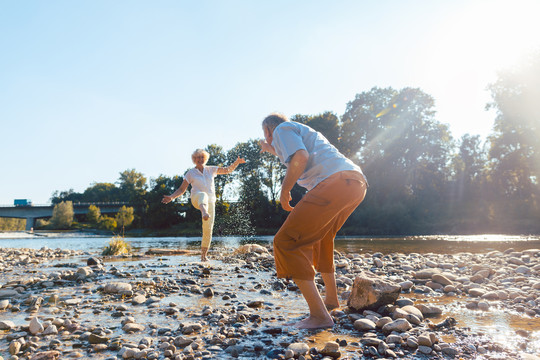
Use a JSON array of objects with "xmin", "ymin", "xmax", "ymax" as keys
[{"xmin": 201, "ymin": 246, "xmax": 209, "ymax": 261}]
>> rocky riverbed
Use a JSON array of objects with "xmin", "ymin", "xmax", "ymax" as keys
[{"xmin": 0, "ymin": 245, "xmax": 539, "ymax": 360}]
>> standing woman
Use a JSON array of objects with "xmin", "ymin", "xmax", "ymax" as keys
[{"xmin": 162, "ymin": 149, "xmax": 246, "ymax": 261}]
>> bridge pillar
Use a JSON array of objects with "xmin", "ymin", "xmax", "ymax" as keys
[{"xmin": 26, "ymin": 217, "xmax": 35, "ymax": 231}]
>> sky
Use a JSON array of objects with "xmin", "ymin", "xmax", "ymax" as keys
[{"xmin": 1, "ymin": 0, "xmax": 539, "ymax": 205}]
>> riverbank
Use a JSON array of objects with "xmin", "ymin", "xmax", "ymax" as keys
[{"xmin": 0, "ymin": 244, "xmax": 539, "ymax": 359}]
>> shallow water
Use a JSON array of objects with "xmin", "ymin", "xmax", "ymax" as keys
[{"xmin": 1, "ymin": 233, "xmax": 539, "ymax": 357}]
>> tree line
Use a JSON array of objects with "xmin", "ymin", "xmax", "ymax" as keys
[{"xmin": 40, "ymin": 54, "xmax": 540, "ymax": 235}]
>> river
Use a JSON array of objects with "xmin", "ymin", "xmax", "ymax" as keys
[{"xmin": 1, "ymin": 232, "xmax": 540, "ymax": 254}]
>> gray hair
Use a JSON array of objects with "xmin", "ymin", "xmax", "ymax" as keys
[{"xmin": 262, "ymin": 112, "xmax": 288, "ymax": 132}]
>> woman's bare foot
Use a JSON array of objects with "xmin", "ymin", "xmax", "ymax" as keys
[{"xmin": 293, "ymin": 316, "xmax": 334, "ymax": 329}]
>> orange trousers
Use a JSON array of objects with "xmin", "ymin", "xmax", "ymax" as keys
[{"xmin": 273, "ymin": 170, "xmax": 367, "ymax": 280}]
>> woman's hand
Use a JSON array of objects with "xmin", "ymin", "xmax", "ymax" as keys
[
  {"xmin": 161, "ymin": 195, "xmax": 173, "ymax": 204},
  {"xmin": 236, "ymin": 156, "xmax": 246, "ymax": 164}
]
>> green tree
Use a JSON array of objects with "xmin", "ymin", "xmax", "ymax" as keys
[
  {"xmin": 144, "ymin": 175, "xmax": 188, "ymax": 229},
  {"xmin": 115, "ymin": 205, "xmax": 134, "ymax": 228},
  {"xmin": 50, "ymin": 201, "xmax": 74, "ymax": 229},
  {"xmin": 292, "ymin": 112, "xmax": 342, "ymax": 150},
  {"xmin": 82, "ymin": 183, "xmax": 120, "ymax": 202},
  {"xmin": 87, "ymin": 204, "xmax": 101, "ymax": 225},
  {"xmin": 341, "ymin": 87, "xmax": 454, "ymax": 233},
  {"xmin": 485, "ymin": 52, "xmax": 540, "ymax": 231},
  {"xmin": 448, "ymin": 135, "xmax": 489, "ymax": 232},
  {"xmin": 118, "ymin": 169, "xmax": 147, "ymax": 203}
]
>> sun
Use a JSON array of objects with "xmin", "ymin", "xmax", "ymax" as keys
[
  {"xmin": 435, "ymin": 0, "xmax": 540, "ymax": 75},
  {"xmin": 420, "ymin": 0, "xmax": 540, "ymax": 137}
]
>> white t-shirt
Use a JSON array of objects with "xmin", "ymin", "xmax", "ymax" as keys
[{"xmin": 184, "ymin": 166, "xmax": 219, "ymax": 202}]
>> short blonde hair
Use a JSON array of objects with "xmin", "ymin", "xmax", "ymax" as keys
[{"xmin": 191, "ymin": 149, "xmax": 210, "ymax": 164}]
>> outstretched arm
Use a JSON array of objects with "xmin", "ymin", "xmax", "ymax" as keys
[
  {"xmin": 161, "ymin": 179, "xmax": 189, "ymax": 204},
  {"xmin": 217, "ymin": 156, "xmax": 246, "ymax": 175},
  {"xmin": 280, "ymin": 149, "xmax": 309, "ymax": 211}
]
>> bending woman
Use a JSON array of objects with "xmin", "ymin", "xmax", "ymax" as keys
[{"xmin": 162, "ymin": 149, "xmax": 245, "ymax": 261}]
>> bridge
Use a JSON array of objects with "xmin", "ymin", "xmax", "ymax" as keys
[{"xmin": 0, "ymin": 202, "xmax": 136, "ymax": 231}]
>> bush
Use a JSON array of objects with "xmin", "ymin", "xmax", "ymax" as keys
[
  {"xmin": 99, "ymin": 216, "xmax": 117, "ymax": 231},
  {"xmin": 115, "ymin": 206, "xmax": 134, "ymax": 228},
  {"xmin": 102, "ymin": 236, "xmax": 133, "ymax": 256},
  {"xmin": 87, "ymin": 205, "xmax": 101, "ymax": 224},
  {"xmin": 50, "ymin": 201, "xmax": 74, "ymax": 229}
]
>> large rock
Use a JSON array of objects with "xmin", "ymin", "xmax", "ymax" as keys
[{"xmin": 347, "ymin": 272, "xmax": 401, "ymax": 312}]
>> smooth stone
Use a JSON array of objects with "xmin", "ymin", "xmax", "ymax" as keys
[
  {"xmin": 468, "ymin": 288, "xmax": 487, "ymax": 297},
  {"xmin": 103, "ymin": 282, "xmax": 132, "ymax": 294},
  {"xmin": 287, "ymin": 343, "xmax": 309, "ymax": 356},
  {"xmin": 0, "ymin": 289, "xmax": 19, "ymax": 299},
  {"xmin": 401, "ymin": 305, "xmax": 424, "ymax": 320},
  {"xmin": 417, "ymin": 333, "xmax": 432, "ymax": 347},
  {"xmin": 386, "ymin": 335, "xmax": 402, "ymax": 344},
  {"xmin": 203, "ymin": 288, "xmax": 214, "ymax": 298},
  {"xmin": 354, "ymin": 318, "xmax": 376, "ymax": 331},
  {"xmin": 508, "ymin": 257, "xmax": 526, "ymax": 265},
  {"xmin": 29, "ymin": 317, "xmax": 44, "ymax": 335},
  {"xmin": 0, "ymin": 320, "xmax": 16, "ymax": 330},
  {"xmin": 432, "ymin": 274, "xmax": 453, "ymax": 286},
  {"xmin": 319, "ymin": 341, "xmax": 341, "ymax": 358},
  {"xmin": 382, "ymin": 319, "xmax": 412, "ymax": 333},
  {"xmin": 132, "ymin": 295, "xmax": 146, "ymax": 305},
  {"xmin": 247, "ymin": 299, "xmax": 264, "ymax": 308},
  {"xmin": 42, "ymin": 325, "xmax": 58, "ymax": 335},
  {"xmin": 481, "ymin": 291, "xmax": 500, "ymax": 300},
  {"xmin": 123, "ymin": 323, "xmax": 145, "ymax": 333},
  {"xmin": 376, "ymin": 316, "xmax": 393, "ymax": 328},
  {"xmin": 418, "ymin": 345, "xmax": 432, "ymax": 354},
  {"xmin": 9, "ymin": 341, "xmax": 21, "ymax": 355},
  {"xmin": 0, "ymin": 299, "xmax": 9, "ymax": 310},
  {"xmin": 29, "ymin": 350, "xmax": 61, "ymax": 359},
  {"xmin": 415, "ymin": 303, "xmax": 443, "ymax": 317},
  {"xmin": 89, "ymin": 334, "xmax": 110, "ymax": 344},
  {"xmin": 478, "ymin": 301, "xmax": 490, "ymax": 311},
  {"xmin": 414, "ymin": 269, "xmax": 442, "ymax": 279}
]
